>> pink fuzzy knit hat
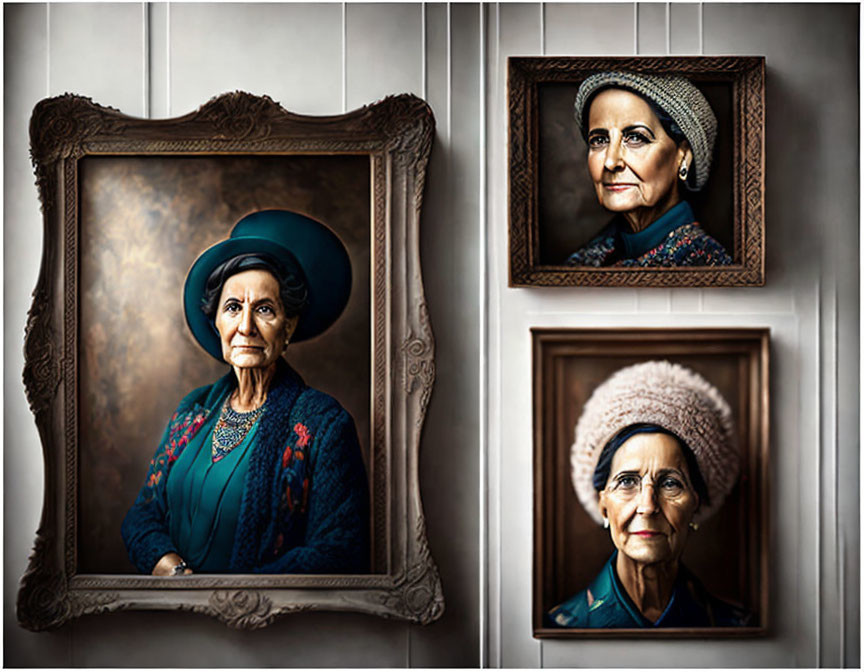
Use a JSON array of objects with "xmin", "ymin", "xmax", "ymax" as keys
[{"xmin": 571, "ymin": 360, "xmax": 739, "ymax": 525}]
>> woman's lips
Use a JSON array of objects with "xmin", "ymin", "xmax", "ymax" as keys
[
  {"xmin": 603, "ymin": 183, "xmax": 637, "ymax": 192},
  {"xmin": 631, "ymin": 530, "xmax": 662, "ymax": 537}
]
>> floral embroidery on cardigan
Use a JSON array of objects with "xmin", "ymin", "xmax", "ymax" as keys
[
  {"xmin": 274, "ymin": 423, "xmax": 315, "ymax": 553},
  {"xmin": 138, "ymin": 407, "xmax": 208, "ymax": 504}
]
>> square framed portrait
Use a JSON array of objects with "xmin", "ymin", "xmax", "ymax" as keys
[
  {"xmin": 18, "ymin": 92, "xmax": 443, "ymax": 630},
  {"xmin": 532, "ymin": 328, "xmax": 769, "ymax": 637},
  {"xmin": 509, "ymin": 56, "xmax": 765, "ymax": 287}
]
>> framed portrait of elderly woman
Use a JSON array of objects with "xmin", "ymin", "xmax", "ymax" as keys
[
  {"xmin": 532, "ymin": 328, "xmax": 769, "ymax": 637},
  {"xmin": 509, "ymin": 56, "xmax": 765, "ymax": 287},
  {"xmin": 17, "ymin": 92, "xmax": 443, "ymax": 630}
]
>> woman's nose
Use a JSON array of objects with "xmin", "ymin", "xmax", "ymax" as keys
[
  {"xmin": 635, "ymin": 481, "xmax": 659, "ymax": 515},
  {"xmin": 238, "ymin": 305, "xmax": 256, "ymax": 334},
  {"xmin": 603, "ymin": 138, "xmax": 624, "ymax": 171}
]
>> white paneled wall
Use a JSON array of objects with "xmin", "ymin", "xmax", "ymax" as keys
[
  {"xmin": 486, "ymin": 2, "xmax": 858, "ymax": 668},
  {"xmin": 3, "ymin": 2, "xmax": 858, "ymax": 668},
  {"xmin": 4, "ymin": 3, "xmax": 480, "ymax": 667}
]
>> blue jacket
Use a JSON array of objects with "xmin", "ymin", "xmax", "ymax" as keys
[
  {"xmin": 546, "ymin": 552, "xmax": 751, "ymax": 628},
  {"xmin": 121, "ymin": 362, "xmax": 369, "ymax": 574}
]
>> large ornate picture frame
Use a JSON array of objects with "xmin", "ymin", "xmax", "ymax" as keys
[
  {"xmin": 18, "ymin": 92, "xmax": 443, "ymax": 630},
  {"xmin": 509, "ymin": 56, "xmax": 765, "ymax": 287},
  {"xmin": 532, "ymin": 328, "xmax": 770, "ymax": 637}
]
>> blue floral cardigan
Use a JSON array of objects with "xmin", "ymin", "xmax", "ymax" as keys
[{"xmin": 121, "ymin": 362, "xmax": 369, "ymax": 574}]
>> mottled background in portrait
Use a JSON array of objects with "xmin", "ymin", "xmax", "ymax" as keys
[{"xmin": 77, "ymin": 155, "xmax": 371, "ymax": 573}]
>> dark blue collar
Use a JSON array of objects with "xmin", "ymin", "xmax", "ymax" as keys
[{"xmin": 617, "ymin": 201, "xmax": 694, "ymax": 259}]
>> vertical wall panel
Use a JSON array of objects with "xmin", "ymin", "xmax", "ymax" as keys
[
  {"xmin": 670, "ymin": 2, "xmax": 701, "ymax": 55},
  {"xmin": 49, "ymin": 3, "xmax": 146, "ymax": 116},
  {"xmin": 148, "ymin": 2, "xmax": 170, "ymax": 118},
  {"xmin": 412, "ymin": 3, "xmax": 482, "ymax": 666},
  {"xmin": 637, "ymin": 2, "xmax": 667, "ymax": 55},
  {"xmin": 345, "ymin": 3, "xmax": 423, "ymax": 109},
  {"xmin": 169, "ymin": 3, "xmax": 343, "ymax": 116},
  {"xmin": 492, "ymin": 5, "xmax": 544, "ymax": 668},
  {"xmin": 545, "ymin": 3, "xmax": 636, "ymax": 55},
  {"xmin": 3, "ymin": 4, "xmax": 71, "ymax": 667}
]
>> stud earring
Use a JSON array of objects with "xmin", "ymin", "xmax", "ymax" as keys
[
  {"xmin": 603, "ymin": 517, "xmax": 609, "ymax": 529},
  {"xmin": 689, "ymin": 521, "xmax": 699, "ymax": 531},
  {"xmin": 678, "ymin": 162, "xmax": 689, "ymax": 180}
]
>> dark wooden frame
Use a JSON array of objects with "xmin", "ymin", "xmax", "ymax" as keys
[
  {"xmin": 509, "ymin": 56, "xmax": 765, "ymax": 287},
  {"xmin": 17, "ymin": 92, "xmax": 443, "ymax": 630},
  {"xmin": 532, "ymin": 328, "xmax": 770, "ymax": 637}
]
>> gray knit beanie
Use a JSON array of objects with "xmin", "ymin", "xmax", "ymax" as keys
[
  {"xmin": 574, "ymin": 72, "xmax": 717, "ymax": 191},
  {"xmin": 571, "ymin": 360, "xmax": 738, "ymax": 525}
]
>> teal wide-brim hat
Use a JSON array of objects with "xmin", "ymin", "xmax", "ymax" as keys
[{"xmin": 184, "ymin": 209, "xmax": 352, "ymax": 361}]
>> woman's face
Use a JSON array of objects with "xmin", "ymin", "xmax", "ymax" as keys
[
  {"xmin": 214, "ymin": 269, "xmax": 299, "ymax": 371},
  {"xmin": 598, "ymin": 432, "xmax": 700, "ymax": 567},
  {"xmin": 586, "ymin": 88, "xmax": 690, "ymax": 218}
]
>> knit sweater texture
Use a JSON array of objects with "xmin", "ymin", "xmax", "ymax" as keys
[
  {"xmin": 121, "ymin": 361, "xmax": 369, "ymax": 574},
  {"xmin": 566, "ymin": 202, "xmax": 732, "ymax": 267}
]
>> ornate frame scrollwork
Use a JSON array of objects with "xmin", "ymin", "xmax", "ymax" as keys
[
  {"xmin": 18, "ymin": 92, "xmax": 443, "ymax": 630},
  {"xmin": 508, "ymin": 56, "xmax": 765, "ymax": 287}
]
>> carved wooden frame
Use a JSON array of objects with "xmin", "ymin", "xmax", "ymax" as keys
[
  {"xmin": 18, "ymin": 92, "xmax": 443, "ymax": 630},
  {"xmin": 532, "ymin": 328, "xmax": 770, "ymax": 637},
  {"xmin": 509, "ymin": 56, "xmax": 765, "ymax": 287}
]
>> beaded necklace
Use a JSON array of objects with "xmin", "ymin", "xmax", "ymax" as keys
[{"xmin": 211, "ymin": 396, "xmax": 265, "ymax": 462}]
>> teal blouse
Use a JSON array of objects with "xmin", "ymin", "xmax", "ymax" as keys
[{"xmin": 166, "ymin": 403, "xmax": 261, "ymax": 572}]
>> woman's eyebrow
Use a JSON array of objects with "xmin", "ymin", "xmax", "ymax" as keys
[{"xmin": 622, "ymin": 123, "xmax": 656, "ymax": 138}]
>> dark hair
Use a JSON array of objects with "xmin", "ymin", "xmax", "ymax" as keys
[
  {"xmin": 582, "ymin": 86, "xmax": 693, "ymax": 188},
  {"xmin": 200, "ymin": 253, "xmax": 308, "ymax": 323},
  {"xmin": 592, "ymin": 423, "xmax": 710, "ymax": 506}
]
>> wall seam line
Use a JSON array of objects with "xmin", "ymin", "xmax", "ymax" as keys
[
  {"xmin": 341, "ymin": 2, "xmax": 347, "ymax": 113},
  {"xmin": 46, "ymin": 3, "xmax": 51, "ymax": 94},
  {"xmin": 447, "ymin": 2, "xmax": 452, "ymax": 146},
  {"xmin": 833, "ymin": 266, "xmax": 841, "ymax": 666},
  {"xmin": 166, "ymin": 2, "xmax": 171, "ymax": 117},
  {"xmin": 816, "ymin": 277, "xmax": 822, "ymax": 666},
  {"xmin": 143, "ymin": 2, "xmax": 149, "ymax": 118},
  {"xmin": 421, "ymin": 2, "xmax": 427, "ymax": 102},
  {"xmin": 478, "ymin": 2, "xmax": 489, "ymax": 668},
  {"xmin": 493, "ymin": 4, "xmax": 502, "ymax": 665},
  {"xmin": 698, "ymin": 1, "xmax": 703, "ymax": 55},
  {"xmin": 540, "ymin": 2, "xmax": 545, "ymax": 56},
  {"xmin": 633, "ymin": 2, "xmax": 638, "ymax": 54},
  {"xmin": 666, "ymin": 1, "xmax": 670, "ymax": 55}
]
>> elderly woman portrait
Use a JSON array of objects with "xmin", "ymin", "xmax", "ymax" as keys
[
  {"xmin": 546, "ymin": 361, "xmax": 749, "ymax": 628},
  {"xmin": 121, "ymin": 209, "xmax": 369, "ymax": 576},
  {"xmin": 566, "ymin": 72, "xmax": 732, "ymax": 267}
]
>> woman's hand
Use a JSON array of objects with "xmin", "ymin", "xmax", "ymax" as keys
[{"xmin": 152, "ymin": 552, "xmax": 193, "ymax": 576}]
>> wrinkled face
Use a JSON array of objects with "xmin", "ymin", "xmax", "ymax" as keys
[
  {"xmin": 598, "ymin": 432, "xmax": 700, "ymax": 567},
  {"xmin": 586, "ymin": 88, "xmax": 690, "ymax": 215},
  {"xmin": 214, "ymin": 269, "xmax": 299, "ymax": 370}
]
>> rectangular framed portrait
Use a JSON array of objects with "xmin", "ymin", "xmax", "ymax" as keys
[
  {"xmin": 532, "ymin": 328, "xmax": 769, "ymax": 637},
  {"xmin": 509, "ymin": 56, "xmax": 765, "ymax": 287},
  {"xmin": 18, "ymin": 92, "xmax": 444, "ymax": 630}
]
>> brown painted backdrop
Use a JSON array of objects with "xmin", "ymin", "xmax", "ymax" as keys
[
  {"xmin": 77, "ymin": 155, "xmax": 371, "ymax": 573},
  {"xmin": 537, "ymin": 81, "xmax": 734, "ymax": 265}
]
